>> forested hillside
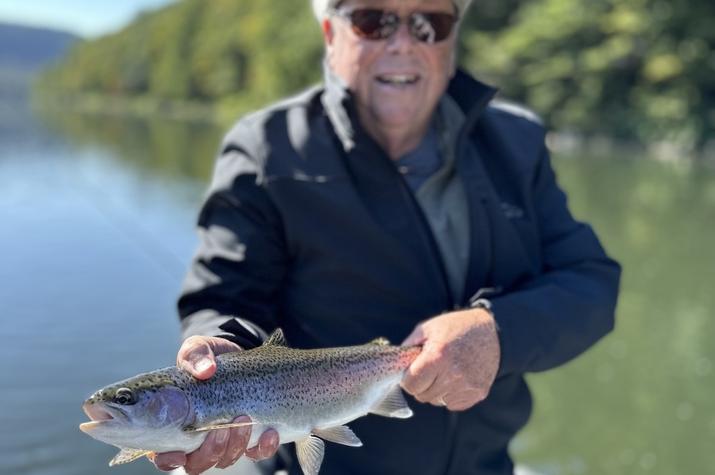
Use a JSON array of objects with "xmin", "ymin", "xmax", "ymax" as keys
[
  {"xmin": 37, "ymin": 0, "xmax": 715, "ymax": 150},
  {"xmin": 0, "ymin": 22, "xmax": 77, "ymax": 117},
  {"xmin": 0, "ymin": 22, "xmax": 78, "ymax": 71}
]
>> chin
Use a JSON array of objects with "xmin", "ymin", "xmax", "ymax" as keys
[{"xmin": 378, "ymin": 115, "xmax": 425, "ymax": 131}]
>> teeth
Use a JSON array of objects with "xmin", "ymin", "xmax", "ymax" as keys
[{"xmin": 377, "ymin": 74, "xmax": 418, "ymax": 85}]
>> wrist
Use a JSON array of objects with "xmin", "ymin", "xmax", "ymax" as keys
[{"xmin": 469, "ymin": 298, "xmax": 499, "ymax": 332}]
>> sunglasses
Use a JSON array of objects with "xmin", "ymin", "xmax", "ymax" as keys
[{"xmin": 331, "ymin": 8, "xmax": 457, "ymax": 44}]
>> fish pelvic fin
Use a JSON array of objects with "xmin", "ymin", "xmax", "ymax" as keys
[
  {"xmin": 183, "ymin": 420, "xmax": 257, "ymax": 432},
  {"xmin": 313, "ymin": 425, "xmax": 363, "ymax": 447},
  {"xmin": 370, "ymin": 386, "xmax": 413, "ymax": 419},
  {"xmin": 295, "ymin": 435, "xmax": 324, "ymax": 475},
  {"xmin": 109, "ymin": 448, "xmax": 154, "ymax": 466},
  {"xmin": 263, "ymin": 328, "xmax": 288, "ymax": 347},
  {"xmin": 368, "ymin": 336, "xmax": 390, "ymax": 346}
]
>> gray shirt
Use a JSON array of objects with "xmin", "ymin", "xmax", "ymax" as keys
[{"xmin": 395, "ymin": 96, "xmax": 471, "ymax": 304}]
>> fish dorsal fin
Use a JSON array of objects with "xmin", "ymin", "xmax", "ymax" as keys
[
  {"xmin": 368, "ymin": 336, "xmax": 390, "ymax": 346},
  {"xmin": 313, "ymin": 425, "xmax": 363, "ymax": 447},
  {"xmin": 109, "ymin": 448, "xmax": 153, "ymax": 466},
  {"xmin": 295, "ymin": 435, "xmax": 325, "ymax": 475},
  {"xmin": 183, "ymin": 420, "xmax": 256, "ymax": 432},
  {"xmin": 370, "ymin": 385, "xmax": 413, "ymax": 419},
  {"xmin": 263, "ymin": 328, "xmax": 288, "ymax": 347}
]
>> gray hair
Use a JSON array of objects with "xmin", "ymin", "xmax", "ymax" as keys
[{"xmin": 311, "ymin": 0, "xmax": 473, "ymax": 20}]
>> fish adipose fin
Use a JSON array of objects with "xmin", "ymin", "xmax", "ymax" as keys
[
  {"xmin": 184, "ymin": 420, "xmax": 257, "ymax": 432},
  {"xmin": 370, "ymin": 386, "xmax": 413, "ymax": 419},
  {"xmin": 109, "ymin": 448, "xmax": 154, "ymax": 466},
  {"xmin": 313, "ymin": 425, "xmax": 363, "ymax": 447},
  {"xmin": 295, "ymin": 435, "xmax": 325, "ymax": 475},
  {"xmin": 263, "ymin": 329, "xmax": 288, "ymax": 347},
  {"xmin": 368, "ymin": 337, "xmax": 390, "ymax": 346}
]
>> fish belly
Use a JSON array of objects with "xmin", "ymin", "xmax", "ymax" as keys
[{"xmin": 246, "ymin": 374, "xmax": 402, "ymax": 447}]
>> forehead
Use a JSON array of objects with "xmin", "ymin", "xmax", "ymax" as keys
[{"xmin": 340, "ymin": 0, "xmax": 455, "ymax": 11}]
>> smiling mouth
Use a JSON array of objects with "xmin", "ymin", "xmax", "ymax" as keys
[{"xmin": 376, "ymin": 74, "xmax": 420, "ymax": 86}]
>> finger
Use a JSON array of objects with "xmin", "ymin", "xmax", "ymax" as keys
[
  {"xmin": 400, "ymin": 349, "xmax": 441, "ymax": 396},
  {"xmin": 177, "ymin": 337, "xmax": 217, "ymax": 379},
  {"xmin": 177, "ymin": 336, "xmax": 240, "ymax": 380},
  {"xmin": 215, "ymin": 416, "xmax": 253, "ymax": 469},
  {"xmin": 401, "ymin": 325, "xmax": 426, "ymax": 347},
  {"xmin": 184, "ymin": 428, "xmax": 228, "ymax": 475},
  {"xmin": 443, "ymin": 389, "xmax": 486, "ymax": 412},
  {"xmin": 414, "ymin": 374, "xmax": 456, "ymax": 406},
  {"xmin": 152, "ymin": 451, "xmax": 187, "ymax": 472},
  {"xmin": 245, "ymin": 429, "xmax": 280, "ymax": 461}
]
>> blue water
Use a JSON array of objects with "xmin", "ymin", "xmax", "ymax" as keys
[
  {"xmin": 0, "ymin": 109, "xmax": 204, "ymax": 474},
  {"xmin": 1, "ymin": 100, "xmax": 714, "ymax": 475}
]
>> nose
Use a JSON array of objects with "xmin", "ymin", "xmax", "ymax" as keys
[{"xmin": 386, "ymin": 21, "xmax": 415, "ymax": 53}]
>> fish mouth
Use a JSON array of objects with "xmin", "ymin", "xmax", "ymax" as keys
[{"xmin": 80, "ymin": 401, "xmax": 125, "ymax": 433}]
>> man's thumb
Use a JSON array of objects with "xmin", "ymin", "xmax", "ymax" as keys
[
  {"xmin": 401, "ymin": 325, "xmax": 426, "ymax": 347},
  {"xmin": 178, "ymin": 337, "xmax": 217, "ymax": 380}
]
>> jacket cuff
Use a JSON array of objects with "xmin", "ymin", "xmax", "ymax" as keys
[
  {"xmin": 490, "ymin": 296, "xmax": 531, "ymax": 378},
  {"xmin": 181, "ymin": 310, "xmax": 267, "ymax": 350}
]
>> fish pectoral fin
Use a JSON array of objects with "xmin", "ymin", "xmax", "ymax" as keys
[
  {"xmin": 109, "ymin": 448, "xmax": 154, "ymax": 466},
  {"xmin": 263, "ymin": 328, "xmax": 288, "ymax": 347},
  {"xmin": 313, "ymin": 425, "xmax": 363, "ymax": 447},
  {"xmin": 184, "ymin": 421, "xmax": 257, "ymax": 432},
  {"xmin": 295, "ymin": 435, "xmax": 325, "ymax": 475},
  {"xmin": 370, "ymin": 386, "xmax": 413, "ymax": 419}
]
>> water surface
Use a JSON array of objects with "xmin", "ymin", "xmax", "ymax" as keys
[{"xmin": 1, "ymin": 102, "xmax": 713, "ymax": 475}]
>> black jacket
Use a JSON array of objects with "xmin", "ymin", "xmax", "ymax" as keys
[{"xmin": 178, "ymin": 69, "xmax": 621, "ymax": 474}]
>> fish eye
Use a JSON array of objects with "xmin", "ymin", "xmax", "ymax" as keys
[{"xmin": 113, "ymin": 387, "xmax": 137, "ymax": 405}]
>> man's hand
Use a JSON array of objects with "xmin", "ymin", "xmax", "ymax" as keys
[
  {"xmin": 400, "ymin": 308, "xmax": 500, "ymax": 412},
  {"xmin": 152, "ymin": 336, "xmax": 280, "ymax": 475}
]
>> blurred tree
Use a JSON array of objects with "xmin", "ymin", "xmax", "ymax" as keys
[
  {"xmin": 36, "ymin": 0, "xmax": 715, "ymax": 150},
  {"xmin": 463, "ymin": 0, "xmax": 715, "ymax": 150}
]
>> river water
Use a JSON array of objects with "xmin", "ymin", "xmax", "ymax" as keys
[{"xmin": 1, "ymin": 100, "xmax": 713, "ymax": 475}]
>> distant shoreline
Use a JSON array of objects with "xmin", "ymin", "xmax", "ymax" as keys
[
  {"xmin": 34, "ymin": 91, "xmax": 218, "ymax": 124},
  {"xmin": 31, "ymin": 90, "xmax": 715, "ymax": 166}
]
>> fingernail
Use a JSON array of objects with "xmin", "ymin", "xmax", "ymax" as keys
[
  {"xmin": 193, "ymin": 357, "xmax": 212, "ymax": 373},
  {"xmin": 215, "ymin": 429, "xmax": 229, "ymax": 445}
]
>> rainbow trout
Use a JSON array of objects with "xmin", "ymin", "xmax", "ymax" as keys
[{"xmin": 80, "ymin": 330, "xmax": 421, "ymax": 474}]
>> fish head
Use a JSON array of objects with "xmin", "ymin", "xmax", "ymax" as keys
[{"xmin": 80, "ymin": 373, "xmax": 192, "ymax": 450}]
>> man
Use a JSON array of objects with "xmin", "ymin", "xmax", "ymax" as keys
[{"xmin": 154, "ymin": 0, "xmax": 621, "ymax": 473}]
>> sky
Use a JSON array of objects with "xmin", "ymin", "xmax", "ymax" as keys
[{"xmin": 0, "ymin": 0, "xmax": 176, "ymax": 37}]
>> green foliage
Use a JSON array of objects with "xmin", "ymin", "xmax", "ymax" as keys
[
  {"xmin": 37, "ymin": 0, "xmax": 715, "ymax": 148},
  {"xmin": 462, "ymin": 0, "xmax": 715, "ymax": 150},
  {"xmin": 37, "ymin": 0, "xmax": 323, "ymax": 122}
]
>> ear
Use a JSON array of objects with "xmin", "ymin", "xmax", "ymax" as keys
[{"xmin": 322, "ymin": 18, "xmax": 335, "ymax": 45}]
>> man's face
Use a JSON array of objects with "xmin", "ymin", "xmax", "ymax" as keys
[{"xmin": 323, "ymin": 0, "xmax": 458, "ymax": 136}]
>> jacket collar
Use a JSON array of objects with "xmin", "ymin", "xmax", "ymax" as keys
[{"xmin": 321, "ymin": 64, "xmax": 498, "ymax": 154}]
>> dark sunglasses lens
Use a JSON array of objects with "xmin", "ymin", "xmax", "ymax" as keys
[
  {"xmin": 410, "ymin": 12, "xmax": 455, "ymax": 43},
  {"xmin": 349, "ymin": 9, "xmax": 396, "ymax": 40}
]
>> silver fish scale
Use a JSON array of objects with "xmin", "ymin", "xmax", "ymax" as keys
[{"xmin": 176, "ymin": 343, "xmax": 419, "ymax": 430}]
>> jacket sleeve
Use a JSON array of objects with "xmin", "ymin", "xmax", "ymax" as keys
[
  {"xmin": 177, "ymin": 141, "xmax": 288, "ymax": 350},
  {"xmin": 491, "ymin": 146, "xmax": 621, "ymax": 376}
]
